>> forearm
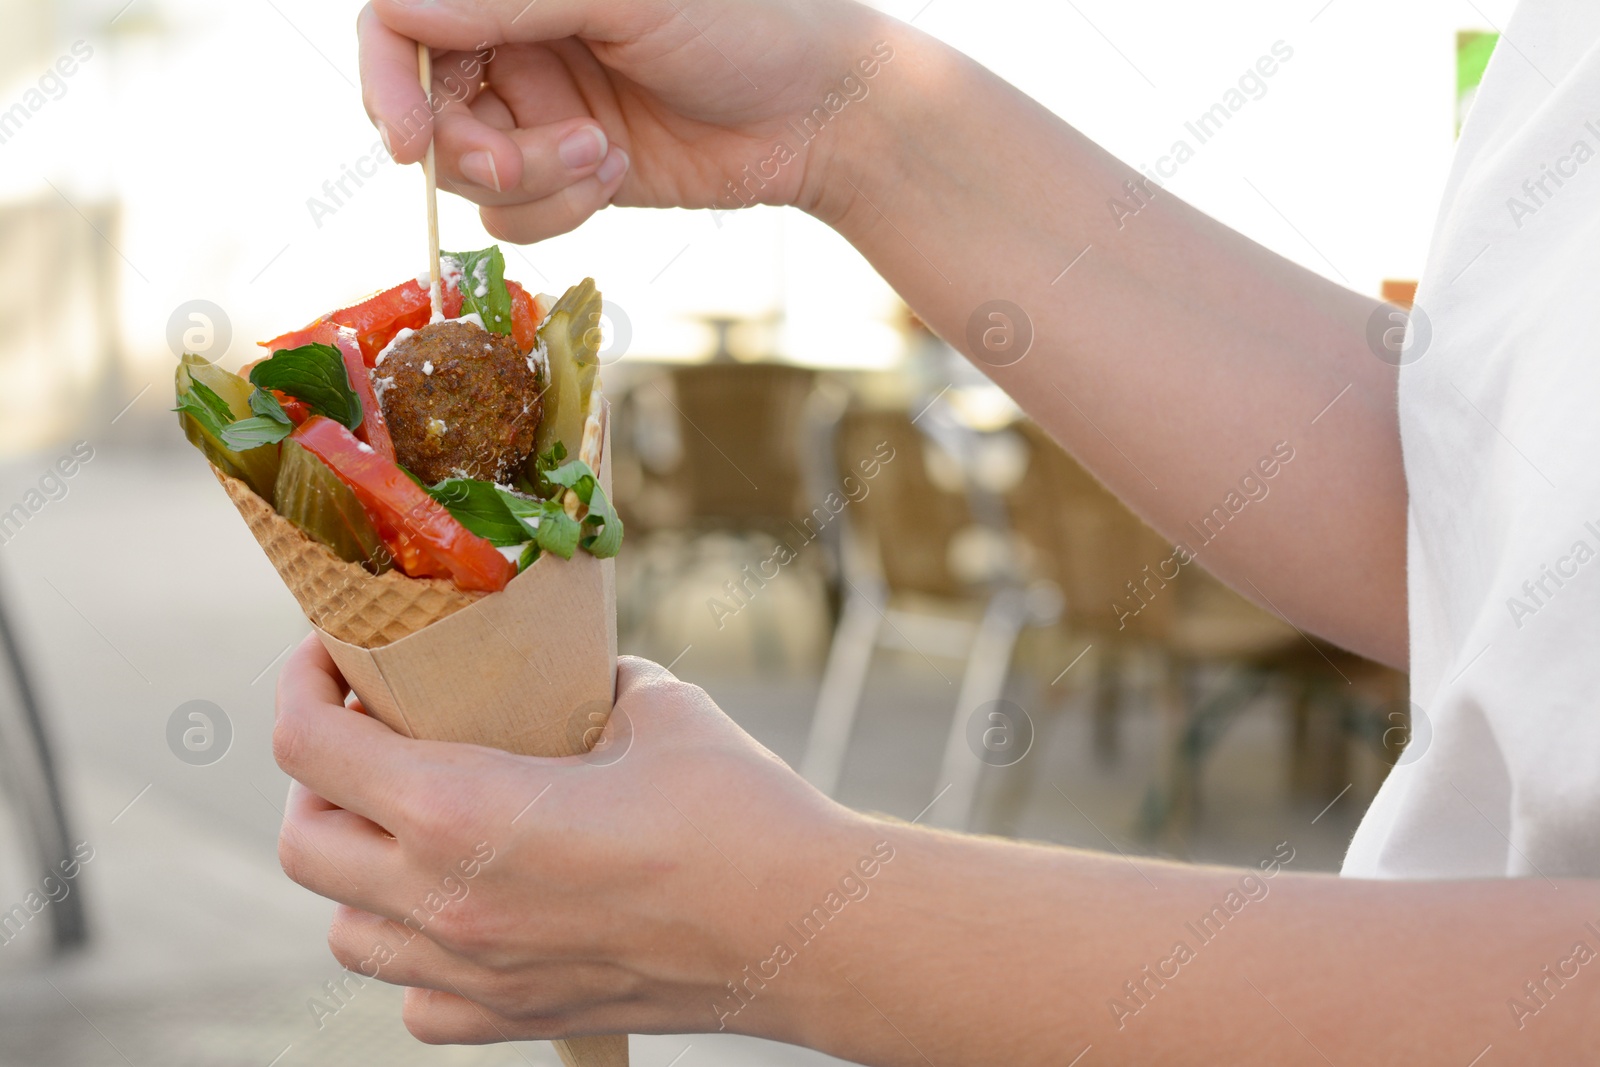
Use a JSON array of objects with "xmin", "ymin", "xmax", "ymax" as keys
[
  {"xmin": 805, "ymin": 17, "xmax": 1407, "ymax": 667},
  {"xmin": 769, "ymin": 817, "xmax": 1600, "ymax": 1066}
]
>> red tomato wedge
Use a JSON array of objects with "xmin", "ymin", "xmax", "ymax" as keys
[
  {"xmin": 263, "ymin": 280, "xmax": 465, "ymax": 366},
  {"xmin": 506, "ymin": 280, "xmax": 540, "ymax": 355},
  {"xmin": 290, "ymin": 417, "xmax": 516, "ymax": 593},
  {"xmin": 260, "ymin": 322, "xmax": 396, "ymax": 462},
  {"xmin": 266, "ymin": 276, "xmax": 541, "ymax": 364}
]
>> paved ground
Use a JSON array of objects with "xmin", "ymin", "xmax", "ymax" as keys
[{"xmin": 0, "ymin": 435, "xmax": 1373, "ymax": 1066}]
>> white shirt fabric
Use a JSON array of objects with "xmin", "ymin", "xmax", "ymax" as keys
[{"xmin": 1343, "ymin": 1, "xmax": 1600, "ymax": 879}]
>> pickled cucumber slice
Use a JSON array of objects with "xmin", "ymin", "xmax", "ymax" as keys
[
  {"xmin": 530, "ymin": 278, "xmax": 603, "ymax": 466},
  {"xmin": 274, "ymin": 438, "xmax": 392, "ymax": 574},
  {"xmin": 175, "ymin": 354, "xmax": 281, "ymax": 505}
]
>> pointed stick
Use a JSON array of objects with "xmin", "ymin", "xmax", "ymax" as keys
[{"xmin": 418, "ymin": 41, "xmax": 443, "ymax": 320}]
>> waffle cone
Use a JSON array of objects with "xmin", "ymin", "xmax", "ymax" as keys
[{"xmin": 214, "ymin": 466, "xmax": 482, "ymax": 649}]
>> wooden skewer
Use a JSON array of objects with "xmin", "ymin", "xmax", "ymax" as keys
[{"xmin": 418, "ymin": 41, "xmax": 443, "ymax": 321}]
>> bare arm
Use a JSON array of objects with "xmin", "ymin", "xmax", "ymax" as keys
[
  {"xmin": 802, "ymin": 26, "xmax": 1408, "ymax": 667},
  {"xmin": 769, "ymin": 822, "xmax": 1597, "ymax": 1067},
  {"xmin": 360, "ymin": 0, "xmax": 1407, "ymax": 666},
  {"xmin": 276, "ymin": 644, "xmax": 1593, "ymax": 1065}
]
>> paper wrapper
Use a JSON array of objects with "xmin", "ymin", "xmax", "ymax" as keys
[{"xmin": 213, "ymin": 429, "xmax": 627, "ymax": 1067}]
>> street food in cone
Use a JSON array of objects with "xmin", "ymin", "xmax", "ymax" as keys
[{"xmin": 174, "ymin": 245, "xmax": 621, "ymax": 613}]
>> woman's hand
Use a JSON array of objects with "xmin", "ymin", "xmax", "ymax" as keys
[
  {"xmin": 357, "ymin": 0, "xmax": 893, "ymax": 242},
  {"xmin": 271, "ymin": 635, "xmax": 870, "ymax": 1044}
]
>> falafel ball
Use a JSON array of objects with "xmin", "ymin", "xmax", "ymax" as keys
[{"xmin": 375, "ymin": 320, "xmax": 543, "ymax": 485}]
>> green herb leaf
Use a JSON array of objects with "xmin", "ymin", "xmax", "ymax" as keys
[
  {"xmin": 172, "ymin": 379, "xmax": 235, "ymax": 439},
  {"xmin": 581, "ymin": 486, "xmax": 624, "ymax": 558},
  {"xmin": 496, "ymin": 488, "xmax": 582, "ymax": 560},
  {"xmin": 542, "ymin": 460, "xmax": 624, "ymax": 559},
  {"xmin": 422, "ymin": 478, "xmax": 527, "ymax": 546},
  {"xmin": 219, "ymin": 416, "xmax": 293, "ymax": 450},
  {"xmin": 535, "ymin": 506, "xmax": 583, "ymax": 559},
  {"xmin": 530, "ymin": 440, "xmax": 568, "ymax": 498},
  {"xmin": 249, "ymin": 387, "xmax": 292, "ymax": 425},
  {"xmin": 249, "ymin": 344, "xmax": 364, "ymax": 431},
  {"xmin": 517, "ymin": 541, "xmax": 540, "ymax": 572},
  {"xmin": 442, "ymin": 246, "xmax": 512, "ymax": 336}
]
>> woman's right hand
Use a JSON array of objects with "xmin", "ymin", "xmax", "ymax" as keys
[{"xmin": 358, "ymin": 0, "xmax": 896, "ymax": 242}]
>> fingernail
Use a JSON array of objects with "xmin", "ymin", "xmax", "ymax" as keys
[
  {"xmin": 377, "ymin": 121, "xmax": 394, "ymax": 160},
  {"xmin": 460, "ymin": 151, "xmax": 502, "ymax": 192},
  {"xmin": 558, "ymin": 126, "xmax": 607, "ymax": 171},
  {"xmin": 596, "ymin": 147, "xmax": 629, "ymax": 185}
]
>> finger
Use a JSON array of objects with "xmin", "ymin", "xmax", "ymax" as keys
[
  {"xmin": 370, "ymin": 0, "xmax": 640, "ymax": 53},
  {"xmin": 400, "ymin": 983, "xmax": 647, "ymax": 1046},
  {"xmin": 438, "ymin": 114, "xmax": 610, "ymax": 202},
  {"xmin": 279, "ymin": 781, "xmax": 411, "ymax": 915},
  {"xmin": 403, "ymin": 985, "xmax": 538, "ymax": 1045},
  {"xmin": 273, "ymin": 635, "xmax": 426, "ymax": 826},
  {"xmin": 478, "ymin": 146, "xmax": 629, "ymax": 243},
  {"xmin": 358, "ymin": 3, "xmax": 433, "ymax": 163},
  {"xmin": 328, "ymin": 905, "xmax": 476, "ymax": 992}
]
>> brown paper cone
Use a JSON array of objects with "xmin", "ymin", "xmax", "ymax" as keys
[{"xmin": 212, "ymin": 430, "xmax": 627, "ymax": 1067}]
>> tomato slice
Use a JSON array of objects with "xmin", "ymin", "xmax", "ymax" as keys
[
  {"xmin": 506, "ymin": 280, "xmax": 539, "ymax": 355},
  {"xmin": 331, "ymin": 327, "xmax": 397, "ymax": 463},
  {"xmin": 263, "ymin": 279, "xmax": 465, "ymax": 366},
  {"xmin": 273, "ymin": 392, "xmax": 310, "ymax": 425},
  {"xmin": 290, "ymin": 417, "xmax": 516, "ymax": 593}
]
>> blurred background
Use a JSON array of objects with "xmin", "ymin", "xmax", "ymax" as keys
[{"xmin": 0, "ymin": 0, "xmax": 1508, "ymax": 1063}]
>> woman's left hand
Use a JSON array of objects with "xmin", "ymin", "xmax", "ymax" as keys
[{"xmin": 271, "ymin": 634, "xmax": 866, "ymax": 1044}]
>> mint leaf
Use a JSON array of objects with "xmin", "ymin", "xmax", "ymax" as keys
[
  {"xmin": 173, "ymin": 379, "xmax": 235, "ymax": 439},
  {"xmin": 423, "ymin": 478, "xmax": 527, "ymax": 546},
  {"xmin": 442, "ymin": 246, "xmax": 512, "ymax": 336},
  {"xmin": 496, "ymin": 489, "xmax": 582, "ymax": 560},
  {"xmin": 530, "ymin": 440, "xmax": 569, "ymax": 498},
  {"xmin": 219, "ymin": 416, "xmax": 293, "ymax": 450},
  {"xmin": 581, "ymin": 485, "xmax": 623, "ymax": 558},
  {"xmin": 249, "ymin": 387, "xmax": 292, "ymax": 424},
  {"xmin": 535, "ymin": 505, "xmax": 582, "ymax": 559},
  {"xmin": 543, "ymin": 459, "xmax": 624, "ymax": 558},
  {"xmin": 249, "ymin": 343, "xmax": 363, "ymax": 430},
  {"xmin": 517, "ymin": 541, "xmax": 540, "ymax": 572}
]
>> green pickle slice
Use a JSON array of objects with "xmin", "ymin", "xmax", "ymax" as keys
[
  {"xmin": 530, "ymin": 278, "xmax": 603, "ymax": 469},
  {"xmin": 174, "ymin": 354, "xmax": 282, "ymax": 505},
  {"xmin": 274, "ymin": 438, "xmax": 393, "ymax": 575}
]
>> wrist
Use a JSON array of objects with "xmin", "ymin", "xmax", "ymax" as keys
[
  {"xmin": 709, "ymin": 804, "xmax": 901, "ymax": 1045},
  {"xmin": 793, "ymin": 11, "xmax": 945, "ymax": 229},
  {"xmin": 734, "ymin": 811, "xmax": 943, "ymax": 1056}
]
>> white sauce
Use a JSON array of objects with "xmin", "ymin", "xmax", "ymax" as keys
[
  {"xmin": 375, "ymin": 327, "xmax": 415, "ymax": 366},
  {"xmin": 372, "ymin": 374, "xmax": 396, "ymax": 406},
  {"xmin": 422, "ymin": 360, "xmax": 433, "ymax": 375}
]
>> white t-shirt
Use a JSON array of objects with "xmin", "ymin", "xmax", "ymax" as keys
[{"xmin": 1343, "ymin": 0, "xmax": 1600, "ymax": 879}]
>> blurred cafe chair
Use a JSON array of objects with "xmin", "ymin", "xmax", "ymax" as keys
[
  {"xmin": 798, "ymin": 406, "xmax": 1061, "ymax": 829},
  {"xmin": 1004, "ymin": 420, "xmax": 1178, "ymax": 764},
  {"xmin": 1000, "ymin": 423, "xmax": 1402, "ymax": 844},
  {"xmin": 611, "ymin": 360, "xmax": 842, "ymax": 671},
  {"xmin": 0, "ymin": 570, "xmax": 87, "ymax": 954},
  {"xmin": 1134, "ymin": 580, "xmax": 1408, "ymax": 845},
  {"xmin": 667, "ymin": 362, "xmax": 824, "ymax": 537}
]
